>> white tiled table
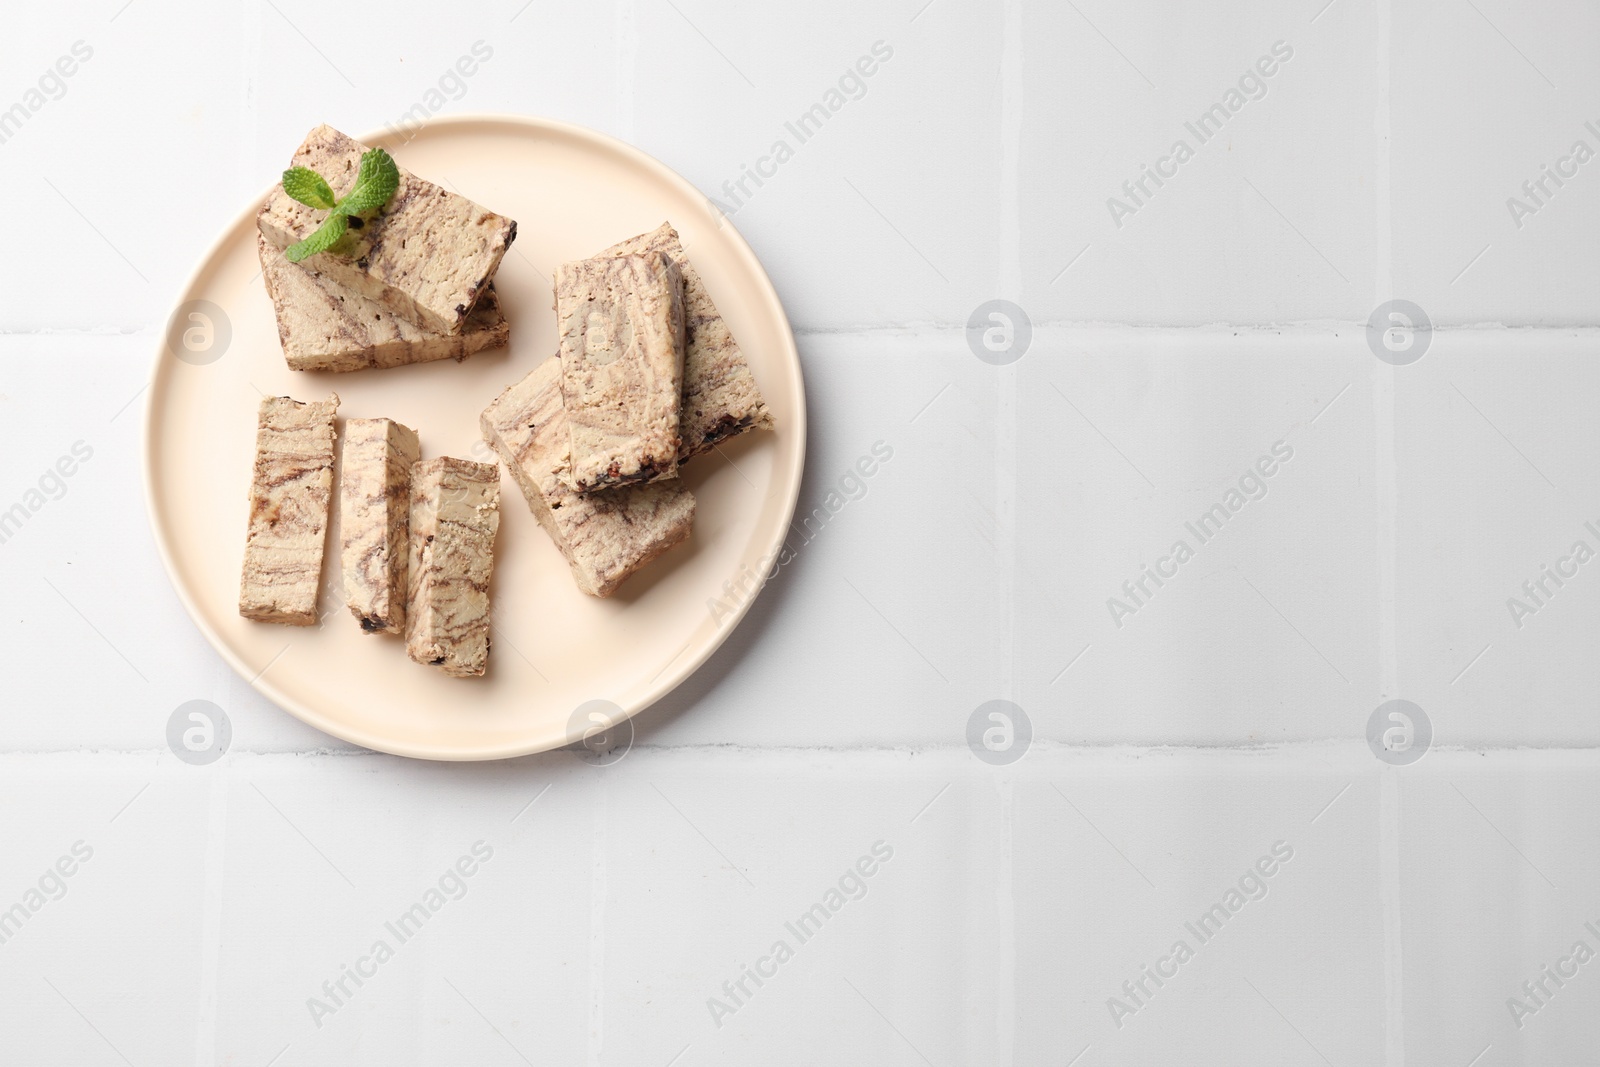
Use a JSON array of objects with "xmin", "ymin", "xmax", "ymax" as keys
[{"xmin": 4, "ymin": 2, "xmax": 1599, "ymax": 1064}]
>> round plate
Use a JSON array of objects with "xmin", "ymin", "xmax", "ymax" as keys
[{"xmin": 143, "ymin": 114, "xmax": 804, "ymax": 761}]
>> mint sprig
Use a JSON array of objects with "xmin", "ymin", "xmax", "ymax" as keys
[{"xmin": 281, "ymin": 147, "xmax": 400, "ymax": 263}]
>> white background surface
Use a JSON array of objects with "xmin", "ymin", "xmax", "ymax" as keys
[{"xmin": 2, "ymin": 1, "xmax": 1597, "ymax": 1064}]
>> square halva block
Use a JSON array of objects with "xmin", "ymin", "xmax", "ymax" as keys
[
  {"xmin": 257, "ymin": 124, "xmax": 515, "ymax": 336},
  {"xmin": 258, "ymin": 233, "xmax": 509, "ymax": 372},
  {"xmin": 481, "ymin": 357, "xmax": 694, "ymax": 598}
]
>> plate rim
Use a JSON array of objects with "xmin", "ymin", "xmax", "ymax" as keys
[{"xmin": 141, "ymin": 111, "xmax": 806, "ymax": 762}]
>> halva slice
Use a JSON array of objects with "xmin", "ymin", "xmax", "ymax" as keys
[
  {"xmin": 553, "ymin": 252, "xmax": 685, "ymax": 491},
  {"xmin": 239, "ymin": 393, "xmax": 340, "ymax": 625},
  {"xmin": 406, "ymin": 457, "xmax": 500, "ymax": 677},
  {"xmin": 340, "ymin": 418, "xmax": 421, "ymax": 635},
  {"xmin": 601, "ymin": 222, "xmax": 773, "ymax": 458},
  {"xmin": 258, "ymin": 125, "xmax": 516, "ymax": 335},
  {"xmin": 258, "ymin": 233, "xmax": 508, "ymax": 372},
  {"xmin": 480, "ymin": 357, "xmax": 695, "ymax": 598}
]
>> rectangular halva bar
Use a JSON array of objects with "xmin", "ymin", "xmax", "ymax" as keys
[
  {"xmin": 406, "ymin": 457, "xmax": 500, "ymax": 677},
  {"xmin": 340, "ymin": 418, "xmax": 420, "ymax": 635},
  {"xmin": 553, "ymin": 252, "xmax": 685, "ymax": 492},
  {"xmin": 600, "ymin": 222, "xmax": 772, "ymax": 459},
  {"xmin": 239, "ymin": 394, "xmax": 340, "ymax": 625}
]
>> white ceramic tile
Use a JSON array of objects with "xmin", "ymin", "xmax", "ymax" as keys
[
  {"xmin": 1020, "ymin": 0, "xmax": 1380, "ymax": 325},
  {"xmin": 211, "ymin": 755, "xmax": 595, "ymax": 1065},
  {"xmin": 597, "ymin": 754, "xmax": 997, "ymax": 1064},
  {"xmin": 1015, "ymin": 327, "xmax": 1378, "ymax": 744},
  {"xmin": 1392, "ymin": 0, "xmax": 1600, "ymax": 325},
  {"xmin": 1394, "ymin": 328, "xmax": 1600, "ymax": 746},
  {"xmin": 1398, "ymin": 750, "xmax": 1600, "ymax": 1067},
  {"xmin": 1014, "ymin": 752, "xmax": 1383, "ymax": 1064},
  {"xmin": 0, "ymin": 4, "xmax": 252, "ymax": 332},
  {"xmin": 0, "ymin": 759, "xmax": 207, "ymax": 1065}
]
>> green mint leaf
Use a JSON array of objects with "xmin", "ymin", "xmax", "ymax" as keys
[
  {"xmin": 337, "ymin": 147, "xmax": 400, "ymax": 216},
  {"xmin": 277, "ymin": 147, "xmax": 398, "ymax": 263},
  {"xmin": 284, "ymin": 212, "xmax": 349, "ymax": 263},
  {"xmin": 281, "ymin": 167, "xmax": 337, "ymax": 210}
]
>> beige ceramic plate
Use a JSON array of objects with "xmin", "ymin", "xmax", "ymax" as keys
[{"xmin": 144, "ymin": 114, "xmax": 804, "ymax": 760}]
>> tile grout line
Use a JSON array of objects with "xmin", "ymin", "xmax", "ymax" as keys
[
  {"xmin": 17, "ymin": 322, "xmax": 1600, "ymax": 341},
  {"xmin": 1380, "ymin": 769, "xmax": 1406, "ymax": 1067},
  {"xmin": 193, "ymin": 763, "xmax": 230, "ymax": 1067},
  {"xmin": 996, "ymin": 773, "xmax": 1017, "ymax": 1065},
  {"xmin": 1373, "ymin": 1, "xmax": 1406, "ymax": 1063},
  {"xmin": 997, "ymin": 1, "xmax": 1024, "ymax": 1061},
  {"xmin": 588, "ymin": 787, "xmax": 608, "ymax": 1067},
  {"xmin": 8, "ymin": 740, "xmax": 1600, "ymax": 759}
]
